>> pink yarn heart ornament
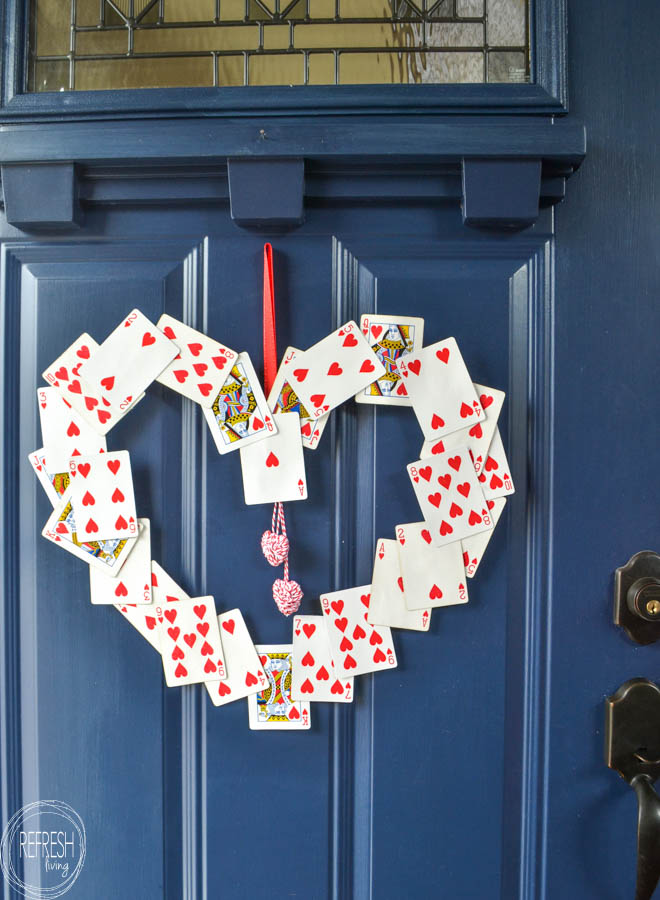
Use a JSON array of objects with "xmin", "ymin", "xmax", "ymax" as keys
[
  {"xmin": 272, "ymin": 576, "xmax": 303, "ymax": 617},
  {"xmin": 261, "ymin": 530, "xmax": 289, "ymax": 566}
]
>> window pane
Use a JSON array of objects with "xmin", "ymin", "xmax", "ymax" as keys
[{"xmin": 27, "ymin": 0, "xmax": 530, "ymax": 91}]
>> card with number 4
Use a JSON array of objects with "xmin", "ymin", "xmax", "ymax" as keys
[
  {"xmin": 286, "ymin": 321, "xmax": 386, "ymax": 419},
  {"xmin": 79, "ymin": 309, "xmax": 178, "ymax": 414},
  {"xmin": 239, "ymin": 413, "xmax": 307, "ymax": 504},
  {"xmin": 203, "ymin": 353, "xmax": 277, "ymax": 455},
  {"xmin": 420, "ymin": 383, "xmax": 505, "ymax": 474},
  {"xmin": 248, "ymin": 646, "xmax": 311, "ymax": 730},
  {"xmin": 155, "ymin": 315, "xmax": 237, "ymax": 407},
  {"xmin": 321, "ymin": 585, "xmax": 397, "ymax": 678},
  {"xmin": 268, "ymin": 347, "xmax": 330, "ymax": 450},
  {"xmin": 205, "ymin": 610, "xmax": 267, "ymax": 707},
  {"xmin": 291, "ymin": 615, "xmax": 353, "ymax": 703},
  {"xmin": 367, "ymin": 538, "xmax": 431, "ymax": 631},
  {"xmin": 69, "ymin": 450, "xmax": 138, "ymax": 541},
  {"xmin": 355, "ymin": 314, "xmax": 424, "ymax": 406},
  {"xmin": 116, "ymin": 561, "xmax": 190, "ymax": 652},
  {"xmin": 407, "ymin": 447, "xmax": 493, "ymax": 545},
  {"xmin": 398, "ymin": 337, "xmax": 484, "ymax": 440},
  {"xmin": 395, "ymin": 523, "xmax": 468, "ymax": 610},
  {"xmin": 156, "ymin": 596, "xmax": 225, "ymax": 687}
]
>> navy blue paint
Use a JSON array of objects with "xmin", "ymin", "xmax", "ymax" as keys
[
  {"xmin": 227, "ymin": 158, "xmax": 304, "ymax": 228},
  {"xmin": 462, "ymin": 160, "xmax": 542, "ymax": 229},
  {"xmin": 0, "ymin": 0, "xmax": 657, "ymax": 898},
  {"xmin": 1, "ymin": 163, "xmax": 81, "ymax": 229}
]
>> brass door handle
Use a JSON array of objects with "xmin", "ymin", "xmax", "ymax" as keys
[{"xmin": 606, "ymin": 679, "xmax": 660, "ymax": 899}]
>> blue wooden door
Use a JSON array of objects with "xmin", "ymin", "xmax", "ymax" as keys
[{"xmin": 1, "ymin": 1, "xmax": 658, "ymax": 898}]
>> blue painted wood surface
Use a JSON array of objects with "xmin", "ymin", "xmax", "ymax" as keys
[{"xmin": 0, "ymin": 0, "xmax": 658, "ymax": 898}]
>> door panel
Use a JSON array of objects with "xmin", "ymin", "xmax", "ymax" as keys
[{"xmin": 1, "ymin": 211, "xmax": 553, "ymax": 898}]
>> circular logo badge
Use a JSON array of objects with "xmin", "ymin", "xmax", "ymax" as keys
[{"xmin": 0, "ymin": 801, "xmax": 86, "ymax": 899}]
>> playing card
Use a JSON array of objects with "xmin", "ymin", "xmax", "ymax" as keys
[
  {"xmin": 68, "ymin": 450, "xmax": 138, "ymax": 541},
  {"xmin": 395, "ymin": 523, "xmax": 468, "ymax": 610},
  {"xmin": 321, "ymin": 585, "xmax": 398, "ymax": 678},
  {"xmin": 28, "ymin": 448, "xmax": 70, "ymax": 507},
  {"xmin": 420, "ymin": 383, "xmax": 505, "ymax": 474},
  {"xmin": 78, "ymin": 309, "xmax": 178, "ymax": 413},
  {"xmin": 286, "ymin": 321, "xmax": 386, "ymax": 420},
  {"xmin": 462, "ymin": 497, "xmax": 507, "ymax": 578},
  {"xmin": 203, "ymin": 353, "xmax": 277, "ymax": 455},
  {"xmin": 41, "ymin": 486, "xmax": 139, "ymax": 575},
  {"xmin": 239, "ymin": 413, "xmax": 307, "ymax": 505},
  {"xmin": 397, "ymin": 337, "xmax": 485, "ymax": 440},
  {"xmin": 407, "ymin": 448, "xmax": 493, "ymax": 545},
  {"xmin": 355, "ymin": 314, "xmax": 424, "ymax": 406},
  {"xmin": 268, "ymin": 347, "xmax": 329, "ymax": 450},
  {"xmin": 89, "ymin": 518, "xmax": 152, "ymax": 605},
  {"xmin": 115, "ymin": 561, "xmax": 190, "ymax": 651},
  {"xmin": 155, "ymin": 314, "xmax": 237, "ymax": 408},
  {"xmin": 42, "ymin": 332, "xmax": 144, "ymax": 435},
  {"xmin": 478, "ymin": 427, "xmax": 515, "ymax": 501},
  {"xmin": 204, "ymin": 610, "xmax": 267, "ymax": 707},
  {"xmin": 290, "ymin": 615, "xmax": 354, "ymax": 703},
  {"xmin": 156, "ymin": 596, "xmax": 226, "ymax": 687},
  {"xmin": 367, "ymin": 539, "xmax": 431, "ymax": 631},
  {"xmin": 37, "ymin": 387, "xmax": 107, "ymax": 472},
  {"xmin": 248, "ymin": 645, "xmax": 311, "ymax": 730}
]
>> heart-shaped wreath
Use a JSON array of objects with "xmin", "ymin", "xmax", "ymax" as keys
[{"xmin": 31, "ymin": 244, "xmax": 514, "ymax": 730}]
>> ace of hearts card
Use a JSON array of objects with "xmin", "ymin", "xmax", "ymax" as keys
[
  {"xmin": 203, "ymin": 352, "xmax": 276, "ymax": 455},
  {"xmin": 268, "ymin": 347, "xmax": 330, "ymax": 450},
  {"xmin": 320, "ymin": 585, "xmax": 397, "ymax": 678},
  {"xmin": 68, "ymin": 450, "xmax": 138, "ymax": 541},
  {"xmin": 155, "ymin": 314, "xmax": 237, "ymax": 407},
  {"xmin": 355, "ymin": 314, "xmax": 424, "ymax": 406},
  {"xmin": 239, "ymin": 413, "xmax": 307, "ymax": 505},
  {"xmin": 407, "ymin": 447, "xmax": 493, "ymax": 546},
  {"xmin": 205, "ymin": 610, "xmax": 267, "ymax": 707},
  {"xmin": 395, "ymin": 523, "xmax": 468, "ymax": 610},
  {"xmin": 78, "ymin": 309, "xmax": 178, "ymax": 414},
  {"xmin": 290, "ymin": 615, "xmax": 354, "ymax": 703},
  {"xmin": 285, "ymin": 321, "xmax": 386, "ymax": 419},
  {"xmin": 156, "ymin": 595, "xmax": 226, "ymax": 687},
  {"xmin": 367, "ymin": 538, "xmax": 431, "ymax": 631},
  {"xmin": 248, "ymin": 645, "xmax": 311, "ymax": 730},
  {"xmin": 397, "ymin": 337, "xmax": 485, "ymax": 440}
]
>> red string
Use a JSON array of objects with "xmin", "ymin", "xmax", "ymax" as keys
[{"xmin": 263, "ymin": 243, "xmax": 277, "ymax": 396}]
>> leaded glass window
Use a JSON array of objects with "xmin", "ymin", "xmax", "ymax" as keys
[{"xmin": 28, "ymin": 0, "xmax": 530, "ymax": 92}]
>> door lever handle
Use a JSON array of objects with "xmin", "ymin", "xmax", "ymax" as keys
[
  {"xmin": 606, "ymin": 679, "xmax": 660, "ymax": 900},
  {"xmin": 631, "ymin": 774, "xmax": 660, "ymax": 900}
]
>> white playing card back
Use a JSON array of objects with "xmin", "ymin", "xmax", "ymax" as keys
[{"xmin": 367, "ymin": 538, "xmax": 431, "ymax": 631}]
